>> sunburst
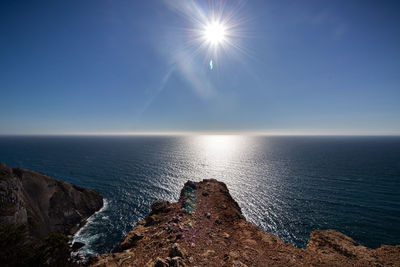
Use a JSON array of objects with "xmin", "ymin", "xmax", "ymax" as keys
[{"xmin": 203, "ymin": 21, "xmax": 227, "ymax": 46}]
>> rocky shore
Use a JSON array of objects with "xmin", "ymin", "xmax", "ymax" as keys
[
  {"xmin": 1, "ymin": 164, "xmax": 398, "ymax": 267},
  {"xmin": 0, "ymin": 162, "xmax": 103, "ymax": 239},
  {"xmin": 0, "ymin": 162, "xmax": 103, "ymax": 266},
  {"xmin": 0, "ymin": 163, "xmax": 103, "ymax": 267},
  {"xmin": 93, "ymin": 179, "xmax": 400, "ymax": 267}
]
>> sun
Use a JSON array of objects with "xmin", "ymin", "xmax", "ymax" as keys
[{"xmin": 203, "ymin": 22, "xmax": 226, "ymax": 46}]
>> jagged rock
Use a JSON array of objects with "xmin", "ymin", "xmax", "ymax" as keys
[
  {"xmin": 170, "ymin": 217, "xmax": 180, "ymax": 223},
  {"xmin": 185, "ymin": 181, "xmax": 197, "ymax": 189},
  {"xmin": 169, "ymin": 256, "xmax": 185, "ymax": 267},
  {"xmin": 71, "ymin": 241, "xmax": 85, "ymax": 251},
  {"xmin": 0, "ymin": 162, "xmax": 103, "ymax": 238},
  {"xmin": 202, "ymin": 191, "xmax": 209, "ymax": 196},
  {"xmin": 201, "ymin": 249, "xmax": 215, "ymax": 258},
  {"xmin": 232, "ymin": 260, "xmax": 248, "ymax": 267},
  {"xmin": 176, "ymin": 233, "xmax": 183, "ymax": 240},
  {"xmin": 169, "ymin": 243, "xmax": 184, "ymax": 258},
  {"xmin": 145, "ymin": 214, "xmax": 161, "ymax": 226},
  {"xmin": 179, "ymin": 181, "xmax": 197, "ymax": 200},
  {"xmin": 151, "ymin": 201, "xmax": 171, "ymax": 215},
  {"xmin": 222, "ymin": 232, "xmax": 230, "ymax": 239},
  {"xmin": 154, "ymin": 257, "xmax": 168, "ymax": 267},
  {"xmin": 91, "ymin": 179, "xmax": 400, "ymax": 267},
  {"xmin": 229, "ymin": 251, "xmax": 239, "ymax": 260},
  {"xmin": 116, "ymin": 232, "xmax": 144, "ymax": 252}
]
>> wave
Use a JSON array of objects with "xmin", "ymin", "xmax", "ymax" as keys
[{"xmin": 72, "ymin": 198, "xmax": 109, "ymax": 257}]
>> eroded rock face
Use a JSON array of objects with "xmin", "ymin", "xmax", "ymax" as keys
[
  {"xmin": 0, "ymin": 162, "xmax": 103, "ymax": 238},
  {"xmin": 92, "ymin": 179, "xmax": 400, "ymax": 267}
]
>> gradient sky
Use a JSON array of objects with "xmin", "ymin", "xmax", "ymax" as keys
[{"xmin": 1, "ymin": 0, "xmax": 399, "ymax": 134}]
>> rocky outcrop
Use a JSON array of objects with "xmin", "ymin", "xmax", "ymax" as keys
[
  {"xmin": 0, "ymin": 162, "xmax": 103, "ymax": 239},
  {"xmin": 92, "ymin": 179, "xmax": 400, "ymax": 267}
]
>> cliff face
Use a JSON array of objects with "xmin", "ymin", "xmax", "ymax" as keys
[
  {"xmin": 93, "ymin": 179, "xmax": 400, "ymax": 267},
  {"xmin": 0, "ymin": 162, "xmax": 103, "ymax": 239}
]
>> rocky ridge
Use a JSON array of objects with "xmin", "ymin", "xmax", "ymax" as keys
[
  {"xmin": 93, "ymin": 179, "xmax": 400, "ymax": 267},
  {"xmin": 0, "ymin": 162, "xmax": 103, "ymax": 239}
]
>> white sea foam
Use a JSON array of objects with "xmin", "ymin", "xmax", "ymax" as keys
[{"xmin": 71, "ymin": 199, "xmax": 109, "ymax": 258}]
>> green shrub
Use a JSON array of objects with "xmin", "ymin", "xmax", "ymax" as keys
[{"xmin": 0, "ymin": 224, "xmax": 38, "ymax": 266}]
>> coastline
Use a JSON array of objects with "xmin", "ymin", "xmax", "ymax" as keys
[
  {"xmin": 92, "ymin": 179, "xmax": 400, "ymax": 266},
  {"xmin": 0, "ymin": 162, "xmax": 104, "ymax": 265},
  {"xmin": 72, "ymin": 198, "xmax": 109, "ymax": 256}
]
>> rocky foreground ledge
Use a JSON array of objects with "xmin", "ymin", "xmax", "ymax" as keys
[{"xmin": 93, "ymin": 179, "xmax": 399, "ymax": 267}]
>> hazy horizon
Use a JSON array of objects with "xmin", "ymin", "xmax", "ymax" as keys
[{"xmin": 1, "ymin": 130, "xmax": 400, "ymax": 136}]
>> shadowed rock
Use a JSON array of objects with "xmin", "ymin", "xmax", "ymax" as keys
[{"xmin": 0, "ymin": 162, "xmax": 103, "ymax": 239}]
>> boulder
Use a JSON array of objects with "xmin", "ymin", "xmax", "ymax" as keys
[{"xmin": 169, "ymin": 243, "xmax": 184, "ymax": 258}]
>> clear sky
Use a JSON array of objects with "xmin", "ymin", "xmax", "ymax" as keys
[{"xmin": 1, "ymin": 0, "xmax": 399, "ymax": 135}]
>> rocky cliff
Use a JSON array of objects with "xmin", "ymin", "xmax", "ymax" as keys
[
  {"xmin": 93, "ymin": 179, "xmax": 400, "ymax": 267},
  {"xmin": 0, "ymin": 162, "xmax": 103, "ymax": 239}
]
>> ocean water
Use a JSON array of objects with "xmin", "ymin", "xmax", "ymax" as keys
[{"xmin": 0, "ymin": 135, "xmax": 399, "ymax": 255}]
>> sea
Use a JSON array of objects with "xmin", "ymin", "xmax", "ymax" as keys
[{"xmin": 0, "ymin": 135, "xmax": 399, "ymax": 255}]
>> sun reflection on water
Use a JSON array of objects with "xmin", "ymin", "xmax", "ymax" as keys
[{"xmin": 190, "ymin": 135, "xmax": 251, "ymax": 174}]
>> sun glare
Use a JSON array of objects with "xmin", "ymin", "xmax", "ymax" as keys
[
  {"xmin": 170, "ymin": 1, "xmax": 247, "ymax": 70},
  {"xmin": 204, "ymin": 22, "xmax": 226, "ymax": 45}
]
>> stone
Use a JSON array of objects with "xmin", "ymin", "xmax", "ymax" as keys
[
  {"xmin": 169, "ymin": 256, "xmax": 185, "ymax": 267},
  {"xmin": 176, "ymin": 233, "xmax": 184, "ymax": 240},
  {"xmin": 222, "ymin": 232, "xmax": 230, "ymax": 239},
  {"xmin": 185, "ymin": 181, "xmax": 197, "ymax": 189},
  {"xmin": 151, "ymin": 201, "xmax": 171, "ymax": 214},
  {"xmin": 229, "ymin": 251, "xmax": 240, "ymax": 260},
  {"xmin": 201, "ymin": 249, "xmax": 215, "ymax": 258},
  {"xmin": 154, "ymin": 257, "xmax": 168, "ymax": 267},
  {"xmin": 145, "ymin": 215, "xmax": 160, "ymax": 226},
  {"xmin": 116, "ymin": 232, "xmax": 144, "ymax": 251},
  {"xmin": 205, "ymin": 212, "xmax": 211, "ymax": 219},
  {"xmin": 137, "ymin": 220, "xmax": 146, "ymax": 225},
  {"xmin": 188, "ymin": 256, "xmax": 194, "ymax": 263},
  {"xmin": 171, "ymin": 217, "xmax": 180, "ymax": 223},
  {"xmin": 232, "ymin": 260, "xmax": 248, "ymax": 267},
  {"xmin": 71, "ymin": 241, "xmax": 85, "ymax": 251},
  {"xmin": 169, "ymin": 243, "xmax": 184, "ymax": 258}
]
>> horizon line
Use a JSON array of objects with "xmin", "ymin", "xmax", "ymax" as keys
[{"xmin": 1, "ymin": 130, "xmax": 400, "ymax": 136}]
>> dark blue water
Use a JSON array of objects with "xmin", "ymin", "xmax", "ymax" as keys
[{"xmin": 0, "ymin": 135, "xmax": 399, "ymax": 254}]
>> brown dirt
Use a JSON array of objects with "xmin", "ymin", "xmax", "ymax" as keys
[{"xmin": 92, "ymin": 179, "xmax": 400, "ymax": 267}]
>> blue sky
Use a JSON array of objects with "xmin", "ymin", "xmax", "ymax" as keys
[{"xmin": 1, "ymin": 0, "xmax": 399, "ymax": 135}]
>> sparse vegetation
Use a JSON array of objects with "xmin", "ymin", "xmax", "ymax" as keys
[
  {"xmin": 0, "ymin": 200, "xmax": 15, "ymax": 213},
  {"xmin": 0, "ymin": 223, "xmax": 81, "ymax": 267},
  {"xmin": 0, "ymin": 168, "xmax": 10, "ymax": 180}
]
